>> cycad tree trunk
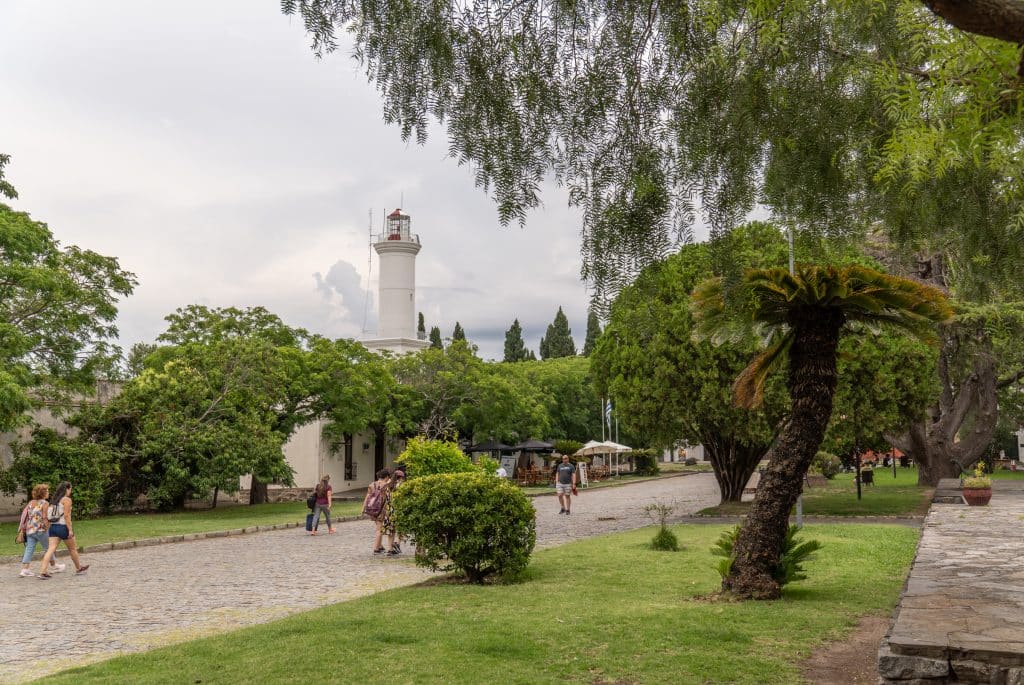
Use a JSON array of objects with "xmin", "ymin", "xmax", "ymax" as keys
[{"xmin": 723, "ymin": 311, "xmax": 843, "ymax": 599}]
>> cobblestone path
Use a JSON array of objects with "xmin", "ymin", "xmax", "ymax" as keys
[{"xmin": 0, "ymin": 474, "xmax": 718, "ymax": 682}]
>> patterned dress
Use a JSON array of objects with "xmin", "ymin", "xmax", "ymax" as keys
[{"xmin": 380, "ymin": 485, "xmax": 397, "ymax": 536}]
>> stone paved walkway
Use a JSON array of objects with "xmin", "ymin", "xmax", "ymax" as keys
[
  {"xmin": 0, "ymin": 473, "xmax": 719, "ymax": 683},
  {"xmin": 879, "ymin": 480, "xmax": 1024, "ymax": 684}
]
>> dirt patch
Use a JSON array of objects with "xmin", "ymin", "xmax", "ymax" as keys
[{"xmin": 800, "ymin": 614, "xmax": 890, "ymax": 684}]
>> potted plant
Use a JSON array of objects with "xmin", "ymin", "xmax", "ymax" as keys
[{"xmin": 962, "ymin": 462, "xmax": 992, "ymax": 506}]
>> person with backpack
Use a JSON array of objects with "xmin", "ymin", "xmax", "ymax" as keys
[
  {"xmin": 363, "ymin": 468, "xmax": 390, "ymax": 554},
  {"xmin": 17, "ymin": 483, "xmax": 63, "ymax": 577},
  {"xmin": 38, "ymin": 481, "xmax": 89, "ymax": 579},
  {"xmin": 309, "ymin": 474, "xmax": 335, "ymax": 536}
]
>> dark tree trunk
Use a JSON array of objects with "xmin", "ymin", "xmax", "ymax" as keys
[
  {"xmin": 891, "ymin": 329, "xmax": 1000, "ymax": 486},
  {"xmin": 374, "ymin": 426, "xmax": 386, "ymax": 474},
  {"xmin": 923, "ymin": 0, "xmax": 1024, "ymax": 44},
  {"xmin": 705, "ymin": 435, "xmax": 769, "ymax": 503},
  {"xmin": 212, "ymin": 486, "xmax": 219, "ymax": 509},
  {"xmin": 723, "ymin": 310, "xmax": 843, "ymax": 600},
  {"xmin": 248, "ymin": 475, "xmax": 268, "ymax": 505}
]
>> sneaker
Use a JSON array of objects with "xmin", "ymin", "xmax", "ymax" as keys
[
  {"xmin": 50, "ymin": 563, "xmax": 66, "ymax": 573},
  {"xmin": 75, "ymin": 565, "xmax": 90, "ymax": 575},
  {"xmin": 565, "ymin": 510, "xmax": 571, "ymax": 516},
  {"xmin": 19, "ymin": 569, "xmax": 34, "ymax": 577},
  {"xmin": 559, "ymin": 508, "xmax": 566, "ymax": 514},
  {"xmin": 386, "ymin": 550, "xmax": 400, "ymax": 556},
  {"xmin": 38, "ymin": 573, "xmax": 51, "ymax": 580}
]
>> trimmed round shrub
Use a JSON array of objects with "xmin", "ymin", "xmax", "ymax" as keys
[
  {"xmin": 632, "ymin": 449, "xmax": 660, "ymax": 476},
  {"xmin": 392, "ymin": 471, "xmax": 536, "ymax": 583},
  {"xmin": 398, "ymin": 436, "xmax": 478, "ymax": 478}
]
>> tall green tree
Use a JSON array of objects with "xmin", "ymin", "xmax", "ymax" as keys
[
  {"xmin": 539, "ymin": 307, "xmax": 576, "ymax": 360},
  {"xmin": 692, "ymin": 264, "xmax": 952, "ymax": 599},
  {"xmin": 155, "ymin": 305, "xmax": 314, "ymax": 503},
  {"xmin": 452, "ymin": 321, "xmax": 466, "ymax": 342},
  {"xmin": 81, "ymin": 337, "xmax": 294, "ymax": 510},
  {"xmin": 428, "ymin": 326, "xmax": 443, "ymax": 350},
  {"xmin": 0, "ymin": 162, "xmax": 136, "ymax": 432},
  {"xmin": 417, "ymin": 312, "xmax": 426, "ymax": 340},
  {"xmin": 582, "ymin": 310, "xmax": 602, "ymax": 357},
  {"xmin": 503, "ymin": 319, "xmax": 529, "ymax": 362}
]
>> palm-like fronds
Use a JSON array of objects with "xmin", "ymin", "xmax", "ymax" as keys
[{"xmin": 693, "ymin": 264, "xmax": 953, "ymax": 408}]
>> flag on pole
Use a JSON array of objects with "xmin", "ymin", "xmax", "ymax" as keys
[{"xmin": 605, "ymin": 399, "xmax": 613, "ymax": 430}]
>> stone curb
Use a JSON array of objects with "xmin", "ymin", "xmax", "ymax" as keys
[
  {"xmin": 1, "ymin": 515, "xmax": 366, "ymax": 565},
  {"xmin": 525, "ymin": 470, "xmax": 705, "ymax": 497}
]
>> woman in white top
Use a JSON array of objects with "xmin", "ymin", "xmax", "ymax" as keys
[{"xmin": 38, "ymin": 481, "xmax": 89, "ymax": 579}]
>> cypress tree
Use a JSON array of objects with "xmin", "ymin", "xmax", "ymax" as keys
[
  {"xmin": 428, "ymin": 326, "xmax": 443, "ymax": 349},
  {"xmin": 539, "ymin": 306, "xmax": 576, "ymax": 359},
  {"xmin": 418, "ymin": 312, "xmax": 426, "ymax": 339},
  {"xmin": 452, "ymin": 321, "xmax": 466, "ymax": 341},
  {"xmin": 503, "ymin": 319, "xmax": 529, "ymax": 362},
  {"xmin": 527, "ymin": 349, "xmax": 537, "ymax": 361},
  {"xmin": 582, "ymin": 309, "xmax": 602, "ymax": 356}
]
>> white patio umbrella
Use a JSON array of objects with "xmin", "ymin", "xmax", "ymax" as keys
[{"xmin": 600, "ymin": 441, "xmax": 632, "ymax": 475}]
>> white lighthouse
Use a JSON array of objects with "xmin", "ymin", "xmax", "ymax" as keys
[{"xmin": 362, "ymin": 208, "xmax": 430, "ymax": 354}]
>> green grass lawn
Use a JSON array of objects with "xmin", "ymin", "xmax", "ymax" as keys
[
  {"xmin": 43, "ymin": 522, "xmax": 918, "ymax": 685},
  {"xmin": 699, "ymin": 466, "xmax": 932, "ymax": 517},
  {"xmin": 0, "ymin": 501, "xmax": 363, "ymax": 558}
]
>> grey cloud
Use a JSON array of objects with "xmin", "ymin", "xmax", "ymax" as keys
[{"xmin": 314, "ymin": 259, "xmax": 375, "ymax": 333}]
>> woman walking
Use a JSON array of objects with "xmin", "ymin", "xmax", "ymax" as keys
[
  {"xmin": 310, "ymin": 474, "xmax": 335, "ymax": 535},
  {"xmin": 38, "ymin": 481, "xmax": 89, "ymax": 579},
  {"xmin": 363, "ymin": 468, "xmax": 390, "ymax": 554},
  {"xmin": 17, "ymin": 484, "xmax": 63, "ymax": 577},
  {"xmin": 382, "ymin": 468, "xmax": 406, "ymax": 556}
]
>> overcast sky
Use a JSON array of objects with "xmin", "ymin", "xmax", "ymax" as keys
[{"xmin": 1, "ymin": 2, "xmax": 709, "ymax": 361}]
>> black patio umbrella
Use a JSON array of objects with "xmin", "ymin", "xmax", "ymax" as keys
[
  {"xmin": 467, "ymin": 440, "xmax": 515, "ymax": 452},
  {"xmin": 512, "ymin": 439, "xmax": 554, "ymax": 451}
]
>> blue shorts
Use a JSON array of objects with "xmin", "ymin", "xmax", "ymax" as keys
[{"xmin": 48, "ymin": 524, "xmax": 71, "ymax": 540}]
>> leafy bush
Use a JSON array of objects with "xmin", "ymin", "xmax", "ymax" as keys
[
  {"xmin": 0, "ymin": 428, "xmax": 117, "ymax": 515},
  {"xmin": 711, "ymin": 525, "xmax": 822, "ymax": 587},
  {"xmin": 392, "ymin": 471, "xmax": 536, "ymax": 583},
  {"xmin": 398, "ymin": 436, "xmax": 478, "ymax": 478},
  {"xmin": 811, "ymin": 451, "xmax": 842, "ymax": 479},
  {"xmin": 644, "ymin": 501, "xmax": 680, "ymax": 552},
  {"xmin": 632, "ymin": 449, "xmax": 660, "ymax": 476},
  {"xmin": 553, "ymin": 439, "xmax": 583, "ymax": 457},
  {"xmin": 651, "ymin": 527, "xmax": 679, "ymax": 552}
]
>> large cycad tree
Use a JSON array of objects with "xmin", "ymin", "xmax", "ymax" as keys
[{"xmin": 692, "ymin": 264, "xmax": 951, "ymax": 599}]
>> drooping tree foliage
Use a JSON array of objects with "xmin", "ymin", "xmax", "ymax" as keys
[
  {"xmin": 539, "ymin": 307, "xmax": 576, "ymax": 359},
  {"xmin": 282, "ymin": 1, "xmax": 1024, "ymax": 308},
  {"xmin": 692, "ymin": 264, "xmax": 952, "ymax": 598}
]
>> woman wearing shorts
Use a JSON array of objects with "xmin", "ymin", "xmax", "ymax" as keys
[{"xmin": 38, "ymin": 481, "xmax": 89, "ymax": 579}]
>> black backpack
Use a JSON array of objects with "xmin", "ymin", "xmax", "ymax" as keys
[{"xmin": 306, "ymin": 492, "xmax": 317, "ymax": 510}]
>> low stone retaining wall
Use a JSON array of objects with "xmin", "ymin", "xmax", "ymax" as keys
[
  {"xmin": 878, "ymin": 480, "xmax": 1024, "ymax": 684},
  {"xmin": 2, "ymin": 515, "xmax": 364, "ymax": 565}
]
